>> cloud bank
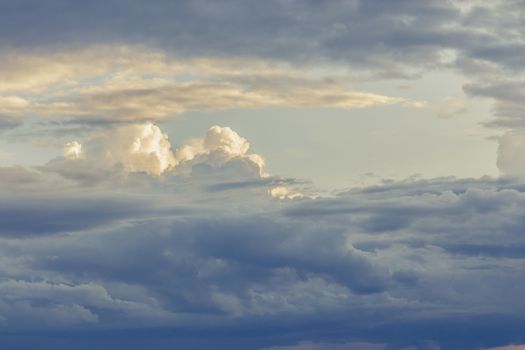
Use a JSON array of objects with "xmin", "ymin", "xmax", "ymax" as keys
[{"xmin": 0, "ymin": 123, "xmax": 524, "ymax": 349}]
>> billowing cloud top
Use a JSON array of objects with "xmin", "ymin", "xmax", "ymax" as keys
[{"xmin": 54, "ymin": 123, "xmax": 266, "ymax": 180}]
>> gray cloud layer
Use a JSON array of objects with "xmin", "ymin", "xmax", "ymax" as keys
[
  {"xmin": 0, "ymin": 1, "xmax": 522, "ymax": 72},
  {"xmin": 1, "ymin": 162, "xmax": 525, "ymax": 349}
]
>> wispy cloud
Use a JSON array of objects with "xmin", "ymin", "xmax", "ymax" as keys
[{"xmin": 0, "ymin": 47, "xmax": 423, "ymax": 124}]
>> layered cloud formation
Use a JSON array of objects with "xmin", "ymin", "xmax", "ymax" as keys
[
  {"xmin": 0, "ymin": 47, "xmax": 422, "ymax": 124},
  {"xmin": 2, "ymin": 1, "xmax": 525, "ymax": 349},
  {"xmin": 0, "ymin": 123, "xmax": 524, "ymax": 349}
]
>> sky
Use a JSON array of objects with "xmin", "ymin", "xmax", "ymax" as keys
[{"xmin": 0, "ymin": 0, "xmax": 525, "ymax": 349}]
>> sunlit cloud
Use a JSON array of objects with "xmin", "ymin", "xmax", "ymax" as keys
[
  {"xmin": 54, "ymin": 122, "xmax": 268, "ymax": 181},
  {"xmin": 0, "ymin": 46, "xmax": 424, "ymax": 123}
]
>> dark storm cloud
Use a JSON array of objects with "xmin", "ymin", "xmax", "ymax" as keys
[
  {"xmin": 0, "ymin": 174, "xmax": 525, "ymax": 348},
  {"xmin": 286, "ymin": 180, "xmax": 525, "ymax": 258}
]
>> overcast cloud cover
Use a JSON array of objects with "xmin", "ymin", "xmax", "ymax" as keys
[{"xmin": 1, "ymin": 1, "xmax": 525, "ymax": 349}]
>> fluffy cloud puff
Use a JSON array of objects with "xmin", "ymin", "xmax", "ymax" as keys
[
  {"xmin": 58, "ymin": 123, "xmax": 265, "ymax": 178},
  {"xmin": 174, "ymin": 125, "xmax": 266, "ymax": 178},
  {"xmin": 91, "ymin": 122, "xmax": 176, "ymax": 175}
]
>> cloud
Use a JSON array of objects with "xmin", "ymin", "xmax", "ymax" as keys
[
  {"xmin": 436, "ymin": 96, "xmax": 467, "ymax": 119},
  {"xmin": 0, "ymin": 46, "xmax": 171, "ymax": 94},
  {"xmin": 3, "ymin": 1, "xmax": 524, "ymax": 163},
  {"xmin": 0, "ymin": 195, "xmax": 157, "ymax": 237},
  {"xmin": 174, "ymin": 125, "xmax": 252, "ymax": 164},
  {"xmin": 1, "ymin": 0, "xmax": 521, "ymax": 80},
  {"xmin": 0, "ymin": 166, "xmax": 76, "ymax": 193},
  {"xmin": 0, "ymin": 1, "xmax": 477, "ymax": 74},
  {"xmin": 51, "ymin": 123, "xmax": 176, "ymax": 176},
  {"xmin": 0, "ymin": 116, "xmax": 22, "ymax": 131},
  {"xmin": 0, "ymin": 96, "xmax": 30, "ymax": 130},
  {"xmin": 1, "ymin": 1, "xmax": 524, "ymax": 82},
  {"xmin": 54, "ymin": 123, "xmax": 267, "ymax": 180},
  {"xmin": 50, "ymin": 123, "xmax": 308, "ymax": 202},
  {"xmin": 269, "ymin": 186, "xmax": 304, "ymax": 200},
  {"xmin": 1, "ymin": 161, "xmax": 525, "ymax": 348},
  {"xmin": 0, "ymin": 47, "xmax": 424, "ymax": 124},
  {"xmin": 0, "ymin": 95, "xmax": 30, "ymax": 114},
  {"xmin": 84, "ymin": 122, "xmax": 176, "ymax": 176},
  {"xmin": 61, "ymin": 77, "xmax": 410, "ymax": 121},
  {"xmin": 173, "ymin": 125, "xmax": 267, "ymax": 179},
  {"xmin": 497, "ymin": 130, "xmax": 525, "ymax": 176},
  {"xmin": 3, "ymin": 1, "xmax": 525, "ymax": 348},
  {"xmin": 63, "ymin": 141, "xmax": 82, "ymax": 159},
  {"xmin": 464, "ymin": 80, "xmax": 525, "ymax": 128}
]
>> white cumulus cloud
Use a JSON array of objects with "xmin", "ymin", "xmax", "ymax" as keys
[
  {"xmin": 62, "ymin": 122, "xmax": 176, "ymax": 176},
  {"xmin": 63, "ymin": 141, "xmax": 83, "ymax": 160},
  {"xmin": 60, "ymin": 123, "xmax": 270, "ymax": 180},
  {"xmin": 56, "ymin": 122, "xmax": 306, "ymax": 198}
]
